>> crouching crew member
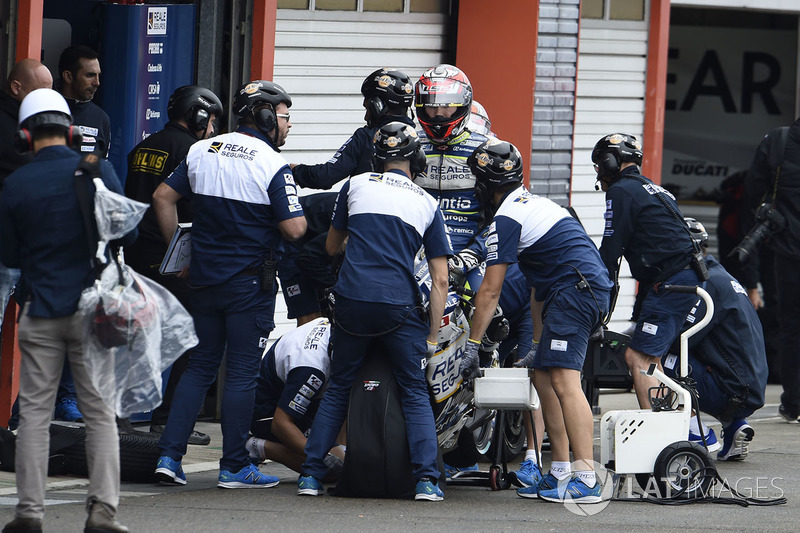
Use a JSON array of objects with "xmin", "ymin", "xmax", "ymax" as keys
[
  {"xmin": 247, "ymin": 317, "xmax": 345, "ymax": 475},
  {"xmin": 668, "ymin": 219, "xmax": 767, "ymax": 461}
]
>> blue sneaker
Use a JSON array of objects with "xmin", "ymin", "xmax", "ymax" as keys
[
  {"xmin": 443, "ymin": 462, "xmax": 479, "ymax": 479},
  {"xmin": 414, "ymin": 478, "xmax": 444, "ymax": 501},
  {"xmin": 155, "ymin": 456, "xmax": 187, "ymax": 486},
  {"xmin": 517, "ymin": 485, "xmax": 539, "ymax": 499},
  {"xmin": 717, "ymin": 419, "xmax": 755, "ymax": 461},
  {"xmin": 517, "ymin": 471, "xmax": 558, "ymax": 499},
  {"xmin": 54, "ymin": 396, "xmax": 83, "ymax": 422},
  {"xmin": 513, "ymin": 459, "xmax": 543, "ymax": 488},
  {"xmin": 539, "ymin": 476, "xmax": 602, "ymax": 503},
  {"xmin": 297, "ymin": 475, "xmax": 323, "ymax": 496},
  {"xmin": 538, "ymin": 472, "xmax": 558, "ymax": 492},
  {"xmin": 689, "ymin": 426, "xmax": 721, "ymax": 453},
  {"xmin": 218, "ymin": 463, "xmax": 279, "ymax": 488}
]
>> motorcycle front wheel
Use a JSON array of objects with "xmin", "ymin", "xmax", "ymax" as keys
[
  {"xmin": 486, "ymin": 408, "xmax": 526, "ymax": 462},
  {"xmin": 442, "ymin": 409, "xmax": 495, "ymax": 467}
]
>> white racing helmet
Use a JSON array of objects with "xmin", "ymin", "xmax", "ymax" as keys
[{"xmin": 18, "ymin": 88, "xmax": 72, "ymax": 127}]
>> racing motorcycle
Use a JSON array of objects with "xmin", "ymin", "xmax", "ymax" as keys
[{"xmin": 415, "ymin": 251, "xmax": 510, "ymax": 468}]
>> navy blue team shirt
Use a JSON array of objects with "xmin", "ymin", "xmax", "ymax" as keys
[
  {"xmin": 599, "ymin": 166, "xmax": 695, "ymax": 285},
  {"xmin": 331, "ymin": 168, "xmax": 452, "ymax": 305},
  {"xmin": 165, "ymin": 126, "xmax": 304, "ymax": 286},
  {"xmin": 486, "ymin": 185, "xmax": 612, "ymax": 302}
]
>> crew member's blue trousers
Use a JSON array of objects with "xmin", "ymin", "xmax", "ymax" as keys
[
  {"xmin": 302, "ymin": 295, "xmax": 440, "ymax": 481},
  {"xmin": 158, "ymin": 275, "xmax": 275, "ymax": 472}
]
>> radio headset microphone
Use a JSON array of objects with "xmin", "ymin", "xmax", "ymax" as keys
[{"xmin": 595, "ymin": 180, "xmax": 601, "ymax": 191}]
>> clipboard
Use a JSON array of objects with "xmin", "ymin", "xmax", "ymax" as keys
[{"xmin": 159, "ymin": 222, "xmax": 192, "ymax": 275}]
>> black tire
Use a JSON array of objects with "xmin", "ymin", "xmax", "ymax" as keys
[
  {"xmin": 637, "ymin": 441, "xmax": 715, "ymax": 499},
  {"xmin": 486, "ymin": 408, "xmax": 526, "ymax": 463},
  {"xmin": 50, "ymin": 422, "xmax": 161, "ymax": 483}
]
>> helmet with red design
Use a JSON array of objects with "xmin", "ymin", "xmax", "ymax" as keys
[
  {"xmin": 467, "ymin": 100, "xmax": 492, "ymax": 136},
  {"xmin": 415, "ymin": 64, "xmax": 473, "ymax": 144}
]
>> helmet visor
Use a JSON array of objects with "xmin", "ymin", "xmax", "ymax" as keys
[{"xmin": 415, "ymin": 79, "xmax": 471, "ymax": 107}]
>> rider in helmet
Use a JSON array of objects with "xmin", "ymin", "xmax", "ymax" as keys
[
  {"xmin": 466, "ymin": 100, "xmax": 494, "ymax": 138},
  {"xmin": 462, "ymin": 138, "xmax": 613, "ymax": 504},
  {"xmin": 594, "ymin": 133, "xmax": 713, "ymax": 445},
  {"xmin": 299, "ymin": 121, "xmax": 451, "ymax": 500},
  {"xmin": 414, "ymin": 64, "xmax": 489, "ymax": 252},
  {"xmin": 124, "ymin": 85, "xmax": 223, "ymax": 445},
  {"xmin": 663, "ymin": 218, "xmax": 766, "ymax": 461}
]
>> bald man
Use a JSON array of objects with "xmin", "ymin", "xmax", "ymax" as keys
[
  {"xmin": 0, "ymin": 59, "xmax": 53, "ymax": 330},
  {"xmin": 1, "ymin": 59, "xmax": 54, "ymax": 183}
]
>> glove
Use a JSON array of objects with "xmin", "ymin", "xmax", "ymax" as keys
[
  {"xmin": 459, "ymin": 338, "xmax": 482, "ymax": 380},
  {"xmin": 513, "ymin": 341, "xmax": 538, "ymax": 369},
  {"xmin": 448, "ymin": 249, "xmax": 482, "ymax": 277},
  {"xmin": 427, "ymin": 339, "xmax": 438, "ymax": 358}
]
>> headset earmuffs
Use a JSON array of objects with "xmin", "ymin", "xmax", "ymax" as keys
[
  {"xmin": 254, "ymin": 107, "xmax": 276, "ymax": 134},
  {"xmin": 188, "ymin": 107, "xmax": 210, "ymax": 132},
  {"xmin": 474, "ymin": 179, "xmax": 492, "ymax": 207},
  {"xmin": 410, "ymin": 146, "xmax": 427, "ymax": 175},
  {"xmin": 14, "ymin": 112, "xmax": 82, "ymax": 153},
  {"xmin": 13, "ymin": 128, "xmax": 33, "ymax": 153},
  {"xmin": 598, "ymin": 152, "xmax": 620, "ymax": 180},
  {"xmin": 366, "ymin": 96, "xmax": 386, "ymax": 124}
]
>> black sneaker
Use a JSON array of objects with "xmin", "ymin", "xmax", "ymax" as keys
[
  {"xmin": 150, "ymin": 424, "xmax": 211, "ymax": 446},
  {"xmin": 116, "ymin": 417, "xmax": 158, "ymax": 439},
  {"xmin": 778, "ymin": 404, "xmax": 799, "ymax": 423}
]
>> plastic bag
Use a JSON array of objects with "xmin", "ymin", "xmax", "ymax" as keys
[
  {"xmin": 92, "ymin": 177, "xmax": 148, "ymax": 242},
  {"xmin": 78, "ymin": 261, "xmax": 198, "ymax": 418}
]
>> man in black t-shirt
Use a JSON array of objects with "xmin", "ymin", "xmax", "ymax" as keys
[{"xmin": 125, "ymin": 85, "xmax": 222, "ymax": 444}]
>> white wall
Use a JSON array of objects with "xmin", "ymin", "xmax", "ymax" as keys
[
  {"xmin": 573, "ymin": 24, "xmax": 649, "ymax": 330},
  {"xmin": 268, "ymin": 9, "xmax": 449, "ymax": 341}
]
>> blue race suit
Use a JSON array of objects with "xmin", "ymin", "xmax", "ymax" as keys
[{"xmin": 414, "ymin": 129, "xmax": 489, "ymax": 251}]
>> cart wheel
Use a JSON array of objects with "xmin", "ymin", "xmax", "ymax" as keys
[
  {"xmin": 489, "ymin": 465, "xmax": 501, "ymax": 491},
  {"xmin": 640, "ymin": 441, "xmax": 715, "ymax": 499}
]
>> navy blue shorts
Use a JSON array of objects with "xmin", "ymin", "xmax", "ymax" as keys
[
  {"xmin": 534, "ymin": 285, "xmax": 610, "ymax": 371},
  {"xmin": 630, "ymin": 269, "xmax": 702, "ymax": 358}
]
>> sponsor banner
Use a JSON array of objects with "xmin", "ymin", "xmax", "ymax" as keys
[{"xmin": 662, "ymin": 25, "xmax": 797, "ymax": 199}]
